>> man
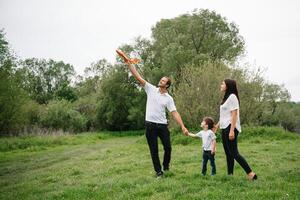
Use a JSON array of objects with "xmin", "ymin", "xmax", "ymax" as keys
[{"xmin": 117, "ymin": 50, "xmax": 189, "ymax": 178}]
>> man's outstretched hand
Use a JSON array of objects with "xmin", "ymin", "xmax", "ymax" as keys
[{"xmin": 116, "ymin": 49, "xmax": 140, "ymax": 64}]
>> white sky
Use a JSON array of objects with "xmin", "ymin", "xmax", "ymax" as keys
[{"xmin": 0, "ymin": 0, "xmax": 299, "ymax": 101}]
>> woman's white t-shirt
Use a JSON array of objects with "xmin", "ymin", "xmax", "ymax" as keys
[{"xmin": 219, "ymin": 94, "xmax": 241, "ymax": 132}]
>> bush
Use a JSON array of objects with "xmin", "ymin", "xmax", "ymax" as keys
[
  {"xmin": 0, "ymin": 61, "xmax": 30, "ymax": 135},
  {"xmin": 40, "ymin": 100, "xmax": 87, "ymax": 133},
  {"xmin": 96, "ymin": 68, "xmax": 145, "ymax": 131},
  {"xmin": 239, "ymin": 126, "xmax": 298, "ymax": 141},
  {"xmin": 73, "ymin": 95, "xmax": 98, "ymax": 131}
]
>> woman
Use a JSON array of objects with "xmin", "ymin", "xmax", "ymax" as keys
[{"xmin": 215, "ymin": 79, "xmax": 257, "ymax": 180}]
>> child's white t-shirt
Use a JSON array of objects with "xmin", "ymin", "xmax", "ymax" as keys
[{"xmin": 196, "ymin": 130, "xmax": 216, "ymax": 151}]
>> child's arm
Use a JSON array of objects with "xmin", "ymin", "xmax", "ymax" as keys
[{"xmin": 188, "ymin": 132, "xmax": 199, "ymax": 138}]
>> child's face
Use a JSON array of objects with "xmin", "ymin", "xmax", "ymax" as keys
[{"xmin": 201, "ymin": 120, "xmax": 207, "ymax": 129}]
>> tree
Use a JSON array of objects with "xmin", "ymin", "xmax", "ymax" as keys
[
  {"xmin": 96, "ymin": 67, "xmax": 146, "ymax": 131},
  {"xmin": 149, "ymin": 9, "xmax": 245, "ymax": 81},
  {"xmin": 173, "ymin": 62, "xmax": 228, "ymax": 127},
  {"xmin": 275, "ymin": 102, "xmax": 300, "ymax": 132},
  {"xmin": 259, "ymin": 83, "xmax": 291, "ymax": 126},
  {"xmin": 0, "ymin": 29, "xmax": 11, "ymax": 65},
  {"xmin": 0, "ymin": 30, "xmax": 29, "ymax": 134},
  {"xmin": 263, "ymin": 83, "xmax": 290, "ymax": 115},
  {"xmin": 40, "ymin": 100, "xmax": 87, "ymax": 133},
  {"xmin": 20, "ymin": 58, "xmax": 76, "ymax": 104}
]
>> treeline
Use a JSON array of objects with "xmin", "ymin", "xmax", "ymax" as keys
[{"xmin": 1, "ymin": 9, "xmax": 299, "ymax": 135}]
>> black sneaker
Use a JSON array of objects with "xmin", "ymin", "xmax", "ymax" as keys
[
  {"xmin": 156, "ymin": 171, "xmax": 164, "ymax": 178},
  {"xmin": 163, "ymin": 167, "xmax": 169, "ymax": 172}
]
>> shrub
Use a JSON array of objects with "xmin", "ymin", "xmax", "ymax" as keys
[{"xmin": 40, "ymin": 100, "xmax": 87, "ymax": 133}]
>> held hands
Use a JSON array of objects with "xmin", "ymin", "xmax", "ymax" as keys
[{"xmin": 187, "ymin": 132, "xmax": 194, "ymax": 137}]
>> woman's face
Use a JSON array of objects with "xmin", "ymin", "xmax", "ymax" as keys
[{"xmin": 220, "ymin": 81, "xmax": 227, "ymax": 92}]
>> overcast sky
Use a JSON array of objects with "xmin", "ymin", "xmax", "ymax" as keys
[{"xmin": 0, "ymin": 0, "xmax": 299, "ymax": 101}]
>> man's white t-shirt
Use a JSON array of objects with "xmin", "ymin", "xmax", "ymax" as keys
[
  {"xmin": 219, "ymin": 94, "xmax": 241, "ymax": 132},
  {"xmin": 195, "ymin": 130, "xmax": 216, "ymax": 151},
  {"xmin": 144, "ymin": 82, "xmax": 176, "ymax": 124}
]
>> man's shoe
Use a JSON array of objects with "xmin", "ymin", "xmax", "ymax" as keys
[{"xmin": 156, "ymin": 171, "xmax": 164, "ymax": 178}]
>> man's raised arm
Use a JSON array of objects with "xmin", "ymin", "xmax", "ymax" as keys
[
  {"xmin": 116, "ymin": 49, "xmax": 146, "ymax": 86},
  {"xmin": 125, "ymin": 62, "xmax": 146, "ymax": 87}
]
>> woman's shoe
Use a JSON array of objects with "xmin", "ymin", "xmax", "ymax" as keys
[
  {"xmin": 249, "ymin": 173, "xmax": 257, "ymax": 181},
  {"xmin": 247, "ymin": 172, "xmax": 257, "ymax": 181}
]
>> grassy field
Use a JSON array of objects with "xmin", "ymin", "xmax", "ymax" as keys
[{"xmin": 0, "ymin": 127, "xmax": 299, "ymax": 200}]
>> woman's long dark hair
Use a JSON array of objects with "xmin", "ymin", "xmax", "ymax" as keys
[{"xmin": 221, "ymin": 79, "xmax": 240, "ymax": 105}]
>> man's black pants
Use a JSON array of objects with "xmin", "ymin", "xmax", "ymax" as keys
[{"xmin": 145, "ymin": 121, "xmax": 171, "ymax": 173}]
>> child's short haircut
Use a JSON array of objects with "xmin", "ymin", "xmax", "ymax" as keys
[{"xmin": 204, "ymin": 117, "xmax": 214, "ymax": 130}]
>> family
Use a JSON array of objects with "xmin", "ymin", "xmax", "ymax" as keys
[{"xmin": 117, "ymin": 50, "xmax": 257, "ymax": 181}]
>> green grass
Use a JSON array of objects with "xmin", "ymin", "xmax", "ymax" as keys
[{"xmin": 0, "ymin": 127, "xmax": 299, "ymax": 199}]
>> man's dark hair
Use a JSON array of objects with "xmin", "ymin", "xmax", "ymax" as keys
[
  {"xmin": 204, "ymin": 117, "xmax": 214, "ymax": 130},
  {"xmin": 165, "ymin": 77, "xmax": 171, "ymax": 89}
]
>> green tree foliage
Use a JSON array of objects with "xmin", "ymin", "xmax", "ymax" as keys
[
  {"xmin": 149, "ymin": 9, "xmax": 245, "ymax": 82},
  {"xmin": 73, "ymin": 59, "xmax": 114, "ymax": 131},
  {"xmin": 173, "ymin": 62, "xmax": 226, "ymax": 127},
  {"xmin": 0, "ymin": 30, "xmax": 30, "ymax": 134},
  {"xmin": 96, "ymin": 67, "xmax": 146, "ymax": 131},
  {"xmin": 275, "ymin": 102, "xmax": 300, "ymax": 132},
  {"xmin": 20, "ymin": 58, "xmax": 77, "ymax": 104},
  {"xmin": 1, "ymin": 7, "xmax": 299, "ymax": 135},
  {"xmin": 40, "ymin": 100, "xmax": 87, "ymax": 133},
  {"xmin": 73, "ymin": 94, "xmax": 98, "ymax": 131},
  {"xmin": 0, "ymin": 29, "xmax": 10, "ymax": 64}
]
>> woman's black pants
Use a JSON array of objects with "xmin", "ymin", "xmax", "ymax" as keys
[{"xmin": 221, "ymin": 125, "xmax": 252, "ymax": 175}]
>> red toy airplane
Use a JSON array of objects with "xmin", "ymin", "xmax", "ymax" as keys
[{"xmin": 116, "ymin": 49, "xmax": 140, "ymax": 64}]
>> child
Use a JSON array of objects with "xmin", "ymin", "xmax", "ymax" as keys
[{"xmin": 188, "ymin": 117, "xmax": 217, "ymax": 176}]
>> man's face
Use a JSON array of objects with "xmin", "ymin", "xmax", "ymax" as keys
[{"xmin": 158, "ymin": 77, "xmax": 169, "ymax": 88}]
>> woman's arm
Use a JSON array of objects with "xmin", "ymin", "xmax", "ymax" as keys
[
  {"xmin": 229, "ymin": 109, "xmax": 238, "ymax": 140},
  {"xmin": 213, "ymin": 122, "xmax": 219, "ymax": 133}
]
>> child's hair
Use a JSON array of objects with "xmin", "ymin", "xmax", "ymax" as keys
[{"xmin": 203, "ymin": 117, "xmax": 214, "ymax": 130}]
